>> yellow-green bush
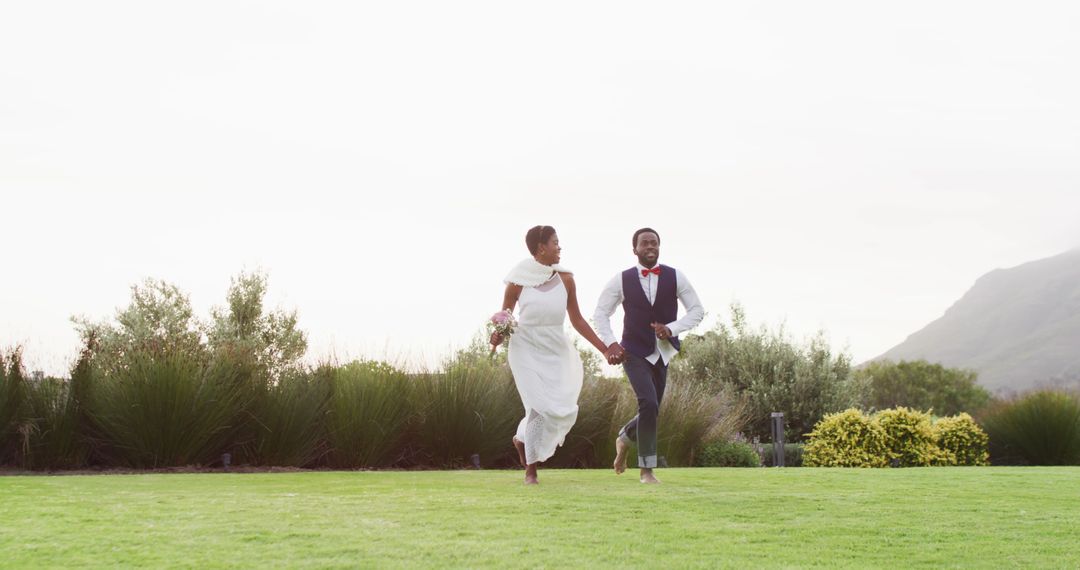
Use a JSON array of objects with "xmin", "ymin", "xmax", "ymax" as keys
[
  {"xmin": 803, "ymin": 409, "xmax": 888, "ymax": 467},
  {"xmin": 875, "ymin": 407, "xmax": 942, "ymax": 467},
  {"xmin": 805, "ymin": 407, "xmax": 992, "ymax": 468},
  {"xmin": 934, "ymin": 413, "xmax": 989, "ymax": 466}
]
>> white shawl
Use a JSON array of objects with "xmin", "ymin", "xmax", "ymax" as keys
[{"xmin": 503, "ymin": 258, "xmax": 573, "ymax": 287}]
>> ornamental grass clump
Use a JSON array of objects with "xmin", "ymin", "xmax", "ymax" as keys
[
  {"xmin": 933, "ymin": 413, "xmax": 989, "ymax": 466},
  {"xmin": 660, "ymin": 381, "xmax": 748, "ymax": 467},
  {"xmin": 803, "ymin": 408, "xmax": 888, "ymax": 467},
  {"xmin": 980, "ymin": 390, "xmax": 1080, "ymax": 465},
  {"xmin": 0, "ymin": 343, "xmax": 96, "ymax": 470},
  {"xmin": 88, "ymin": 347, "xmax": 247, "ymax": 468},
  {"xmin": 245, "ymin": 368, "xmax": 329, "ymax": 467},
  {"xmin": 412, "ymin": 361, "xmax": 520, "ymax": 468},
  {"xmin": 20, "ymin": 377, "xmax": 85, "ymax": 470},
  {"xmin": 0, "ymin": 349, "xmax": 26, "ymax": 465},
  {"xmin": 325, "ymin": 360, "xmax": 413, "ymax": 468}
]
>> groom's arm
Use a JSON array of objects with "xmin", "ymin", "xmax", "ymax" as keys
[
  {"xmin": 666, "ymin": 270, "xmax": 705, "ymax": 337},
  {"xmin": 593, "ymin": 274, "xmax": 623, "ymax": 347}
]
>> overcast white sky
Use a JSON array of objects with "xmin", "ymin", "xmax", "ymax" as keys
[{"xmin": 3, "ymin": 1, "xmax": 1079, "ymax": 375}]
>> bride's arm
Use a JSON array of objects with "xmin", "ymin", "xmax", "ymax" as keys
[
  {"xmin": 560, "ymin": 273, "xmax": 609, "ymax": 354},
  {"xmin": 491, "ymin": 283, "xmax": 523, "ymax": 347},
  {"xmin": 502, "ymin": 283, "xmax": 522, "ymax": 313}
]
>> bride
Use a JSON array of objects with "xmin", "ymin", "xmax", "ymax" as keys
[{"xmin": 491, "ymin": 225, "xmax": 611, "ymax": 485}]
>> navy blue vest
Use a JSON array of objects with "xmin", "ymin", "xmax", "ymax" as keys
[{"xmin": 621, "ymin": 264, "xmax": 680, "ymax": 359}]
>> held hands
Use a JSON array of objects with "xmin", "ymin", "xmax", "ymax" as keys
[
  {"xmin": 490, "ymin": 332, "xmax": 504, "ymax": 349},
  {"xmin": 601, "ymin": 326, "xmax": 670, "ymax": 365},
  {"xmin": 604, "ymin": 342, "xmax": 626, "ymax": 365}
]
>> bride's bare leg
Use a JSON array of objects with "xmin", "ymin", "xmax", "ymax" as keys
[
  {"xmin": 512, "ymin": 437, "xmax": 527, "ymax": 468},
  {"xmin": 524, "ymin": 463, "xmax": 539, "ymax": 485}
]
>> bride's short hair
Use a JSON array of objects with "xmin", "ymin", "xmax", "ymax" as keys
[{"xmin": 526, "ymin": 225, "xmax": 556, "ymax": 254}]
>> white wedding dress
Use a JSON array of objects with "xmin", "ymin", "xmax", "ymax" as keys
[{"xmin": 508, "ymin": 272, "xmax": 584, "ymax": 465}]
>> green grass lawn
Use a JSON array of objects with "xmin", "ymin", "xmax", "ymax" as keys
[{"xmin": 2, "ymin": 467, "xmax": 1079, "ymax": 568}]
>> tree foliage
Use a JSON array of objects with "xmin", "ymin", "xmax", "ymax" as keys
[
  {"xmin": 207, "ymin": 270, "xmax": 307, "ymax": 378},
  {"xmin": 73, "ymin": 272, "xmax": 307, "ymax": 379},
  {"xmin": 72, "ymin": 279, "xmax": 205, "ymax": 367},
  {"xmin": 855, "ymin": 359, "xmax": 991, "ymax": 416}
]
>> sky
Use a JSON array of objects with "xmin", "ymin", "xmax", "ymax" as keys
[{"xmin": 2, "ymin": 1, "xmax": 1079, "ymax": 376}]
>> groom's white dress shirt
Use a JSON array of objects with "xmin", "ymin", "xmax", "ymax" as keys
[{"xmin": 593, "ymin": 264, "xmax": 705, "ymax": 366}]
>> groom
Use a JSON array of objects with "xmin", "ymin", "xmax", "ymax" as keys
[{"xmin": 593, "ymin": 228, "xmax": 705, "ymax": 484}]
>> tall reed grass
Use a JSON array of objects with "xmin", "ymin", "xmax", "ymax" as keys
[
  {"xmin": 325, "ymin": 361, "xmax": 413, "ymax": 468},
  {"xmin": 2, "ymin": 344, "xmax": 753, "ymax": 471},
  {"xmin": 546, "ymin": 376, "xmax": 629, "ymax": 468},
  {"xmin": 89, "ymin": 348, "xmax": 247, "ymax": 468},
  {"xmin": 245, "ymin": 368, "xmax": 330, "ymax": 467},
  {"xmin": 411, "ymin": 363, "xmax": 520, "ymax": 468},
  {"xmin": 658, "ymin": 380, "xmax": 747, "ymax": 466},
  {"xmin": 20, "ymin": 378, "xmax": 85, "ymax": 470},
  {"xmin": 0, "ymin": 349, "xmax": 26, "ymax": 465},
  {"xmin": 980, "ymin": 390, "xmax": 1080, "ymax": 465}
]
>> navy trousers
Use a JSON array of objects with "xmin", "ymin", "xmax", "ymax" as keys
[{"xmin": 619, "ymin": 352, "xmax": 668, "ymax": 468}]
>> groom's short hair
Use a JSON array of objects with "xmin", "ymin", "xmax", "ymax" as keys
[{"xmin": 632, "ymin": 227, "xmax": 660, "ymax": 247}]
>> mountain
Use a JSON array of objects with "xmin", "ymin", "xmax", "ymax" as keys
[{"xmin": 874, "ymin": 249, "xmax": 1080, "ymax": 392}]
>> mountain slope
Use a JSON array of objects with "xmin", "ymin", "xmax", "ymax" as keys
[{"xmin": 875, "ymin": 249, "xmax": 1080, "ymax": 391}]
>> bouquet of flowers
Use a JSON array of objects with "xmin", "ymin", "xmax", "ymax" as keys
[{"xmin": 487, "ymin": 309, "xmax": 518, "ymax": 355}]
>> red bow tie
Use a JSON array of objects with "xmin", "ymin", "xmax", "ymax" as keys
[{"xmin": 641, "ymin": 267, "xmax": 661, "ymax": 277}]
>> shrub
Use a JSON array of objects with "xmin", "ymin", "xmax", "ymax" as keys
[
  {"xmin": 933, "ymin": 413, "xmax": 989, "ymax": 466},
  {"xmin": 803, "ymin": 409, "xmax": 888, "ymax": 467},
  {"xmin": 803, "ymin": 407, "xmax": 992, "ymax": 468},
  {"xmin": 88, "ymin": 348, "xmax": 247, "ymax": 468},
  {"xmin": 980, "ymin": 390, "xmax": 1080, "ymax": 465},
  {"xmin": 698, "ymin": 439, "xmax": 761, "ymax": 467},
  {"xmin": 758, "ymin": 443, "xmax": 804, "ymax": 467},
  {"xmin": 856, "ymin": 360, "xmax": 991, "ymax": 416},
  {"xmin": 325, "ymin": 361, "xmax": 412, "ymax": 468},
  {"xmin": 875, "ymin": 407, "xmax": 941, "ymax": 467},
  {"xmin": 670, "ymin": 304, "xmax": 858, "ymax": 442}
]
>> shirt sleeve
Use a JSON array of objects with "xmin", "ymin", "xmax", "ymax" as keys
[
  {"xmin": 666, "ymin": 269, "xmax": 705, "ymax": 337},
  {"xmin": 593, "ymin": 274, "xmax": 623, "ymax": 347}
]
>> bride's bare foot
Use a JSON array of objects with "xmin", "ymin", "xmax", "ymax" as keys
[
  {"xmin": 524, "ymin": 463, "xmax": 539, "ymax": 485},
  {"xmin": 512, "ymin": 437, "xmax": 527, "ymax": 468},
  {"xmin": 613, "ymin": 436, "xmax": 629, "ymax": 475},
  {"xmin": 640, "ymin": 468, "xmax": 660, "ymax": 484}
]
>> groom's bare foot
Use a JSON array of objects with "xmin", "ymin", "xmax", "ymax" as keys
[
  {"xmin": 613, "ymin": 436, "xmax": 629, "ymax": 475},
  {"xmin": 512, "ymin": 437, "xmax": 527, "ymax": 468},
  {"xmin": 640, "ymin": 468, "xmax": 661, "ymax": 484},
  {"xmin": 524, "ymin": 464, "xmax": 539, "ymax": 485}
]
